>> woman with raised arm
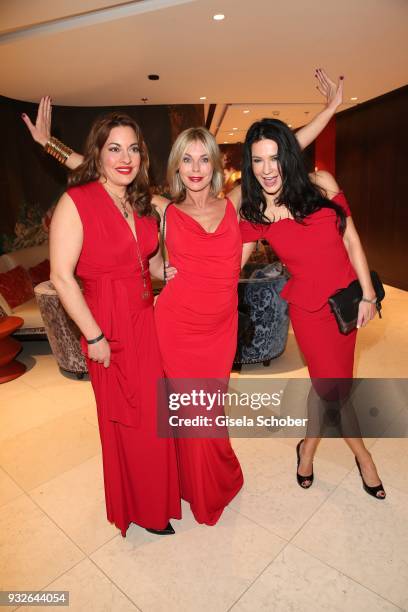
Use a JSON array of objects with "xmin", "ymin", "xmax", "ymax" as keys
[
  {"xmin": 47, "ymin": 113, "xmax": 181, "ymax": 537},
  {"xmin": 239, "ymin": 118, "xmax": 386, "ymax": 499}
]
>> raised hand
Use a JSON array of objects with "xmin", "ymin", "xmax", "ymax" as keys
[
  {"xmin": 315, "ymin": 68, "xmax": 344, "ymax": 113},
  {"xmin": 21, "ymin": 95, "xmax": 52, "ymax": 146}
]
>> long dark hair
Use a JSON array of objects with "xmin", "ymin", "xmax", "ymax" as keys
[
  {"xmin": 240, "ymin": 118, "xmax": 346, "ymax": 233},
  {"xmin": 68, "ymin": 113, "xmax": 153, "ymax": 216}
]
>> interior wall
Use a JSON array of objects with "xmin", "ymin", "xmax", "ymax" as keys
[{"xmin": 336, "ymin": 85, "xmax": 408, "ymax": 290}]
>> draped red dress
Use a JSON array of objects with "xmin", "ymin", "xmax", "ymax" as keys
[
  {"xmin": 67, "ymin": 181, "xmax": 181, "ymax": 536},
  {"xmin": 154, "ymin": 199, "xmax": 244, "ymax": 525}
]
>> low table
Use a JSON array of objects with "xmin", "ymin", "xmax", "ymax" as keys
[{"xmin": 0, "ymin": 316, "xmax": 26, "ymax": 383}]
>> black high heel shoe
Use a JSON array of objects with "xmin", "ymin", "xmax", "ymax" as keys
[
  {"xmin": 146, "ymin": 521, "xmax": 175, "ymax": 535},
  {"xmin": 145, "ymin": 522, "xmax": 175, "ymax": 535},
  {"xmin": 355, "ymin": 457, "xmax": 386, "ymax": 500},
  {"xmin": 296, "ymin": 439, "xmax": 314, "ymax": 489}
]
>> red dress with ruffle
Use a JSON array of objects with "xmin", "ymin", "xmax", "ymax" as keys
[
  {"xmin": 240, "ymin": 193, "xmax": 358, "ymax": 379},
  {"xmin": 67, "ymin": 181, "xmax": 181, "ymax": 535},
  {"xmin": 154, "ymin": 199, "xmax": 244, "ymax": 525}
]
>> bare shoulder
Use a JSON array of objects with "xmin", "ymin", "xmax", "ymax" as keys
[
  {"xmin": 309, "ymin": 170, "xmax": 340, "ymax": 197},
  {"xmin": 54, "ymin": 192, "xmax": 79, "ymax": 215},
  {"xmin": 51, "ymin": 192, "xmax": 81, "ymax": 227},
  {"xmin": 227, "ymin": 184, "xmax": 242, "ymax": 211}
]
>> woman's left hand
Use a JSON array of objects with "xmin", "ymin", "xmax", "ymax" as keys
[
  {"xmin": 165, "ymin": 261, "xmax": 177, "ymax": 281},
  {"xmin": 357, "ymin": 300, "xmax": 377, "ymax": 328},
  {"xmin": 315, "ymin": 68, "xmax": 344, "ymax": 113}
]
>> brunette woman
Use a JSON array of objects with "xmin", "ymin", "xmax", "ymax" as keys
[
  {"xmin": 49, "ymin": 113, "xmax": 181, "ymax": 536},
  {"xmin": 239, "ymin": 118, "xmax": 385, "ymax": 499}
]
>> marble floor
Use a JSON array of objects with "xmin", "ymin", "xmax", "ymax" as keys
[{"xmin": 0, "ymin": 285, "xmax": 407, "ymax": 612}]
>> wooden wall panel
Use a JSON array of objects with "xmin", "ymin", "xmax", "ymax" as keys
[{"xmin": 336, "ymin": 86, "xmax": 408, "ymax": 290}]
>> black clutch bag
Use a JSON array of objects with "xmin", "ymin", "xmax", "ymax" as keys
[{"xmin": 328, "ymin": 271, "xmax": 385, "ymax": 335}]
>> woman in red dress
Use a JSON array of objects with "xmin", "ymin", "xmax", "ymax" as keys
[
  {"xmin": 49, "ymin": 113, "xmax": 181, "ymax": 536},
  {"xmin": 239, "ymin": 118, "xmax": 386, "ymax": 499},
  {"xmin": 154, "ymin": 128, "xmax": 244, "ymax": 525}
]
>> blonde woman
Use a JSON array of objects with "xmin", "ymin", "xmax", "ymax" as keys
[{"xmin": 154, "ymin": 127, "xmax": 244, "ymax": 525}]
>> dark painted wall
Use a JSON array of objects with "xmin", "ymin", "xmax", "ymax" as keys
[{"xmin": 336, "ymin": 85, "xmax": 408, "ymax": 290}]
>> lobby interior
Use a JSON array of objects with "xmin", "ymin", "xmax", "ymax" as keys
[{"xmin": 1, "ymin": 1, "xmax": 408, "ymax": 611}]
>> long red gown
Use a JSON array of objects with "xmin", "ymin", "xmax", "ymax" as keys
[
  {"xmin": 154, "ymin": 199, "xmax": 244, "ymax": 525},
  {"xmin": 67, "ymin": 181, "xmax": 181, "ymax": 536}
]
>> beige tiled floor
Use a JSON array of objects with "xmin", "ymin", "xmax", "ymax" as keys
[{"xmin": 0, "ymin": 284, "xmax": 407, "ymax": 611}]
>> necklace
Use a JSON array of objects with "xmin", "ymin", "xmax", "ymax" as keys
[
  {"xmin": 104, "ymin": 184, "xmax": 129, "ymax": 218},
  {"xmin": 103, "ymin": 183, "xmax": 150, "ymax": 300},
  {"xmin": 133, "ymin": 222, "xmax": 151, "ymax": 300}
]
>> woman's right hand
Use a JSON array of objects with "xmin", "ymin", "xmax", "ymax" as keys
[
  {"xmin": 315, "ymin": 68, "xmax": 344, "ymax": 113},
  {"xmin": 21, "ymin": 95, "xmax": 52, "ymax": 146},
  {"xmin": 88, "ymin": 337, "xmax": 111, "ymax": 368}
]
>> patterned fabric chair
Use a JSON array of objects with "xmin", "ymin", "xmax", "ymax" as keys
[
  {"xmin": 234, "ymin": 263, "xmax": 290, "ymax": 367},
  {"xmin": 34, "ymin": 281, "xmax": 87, "ymax": 378}
]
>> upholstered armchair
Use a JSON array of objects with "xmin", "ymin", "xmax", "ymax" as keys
[
  {"xmin": 234, "ymin": 262, "xmax": 290, "ymax": 368},
  {"xmin": 34, "ymin": 281, "xmax": 87, "ymax": 378}
]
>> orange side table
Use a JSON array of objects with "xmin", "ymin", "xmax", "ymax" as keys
[{"xmin": 0, "ymin": 316, "xmax": 26, "ymax": 383}]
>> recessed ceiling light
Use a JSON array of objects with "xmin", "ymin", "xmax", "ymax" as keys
[
  {"xmin": 243, "ymin": 109, "xmax": 250, "ymax": 114},
  {"xmin": 200, "ymin": 96, "xmax": 207, "ymax": 100},
  {"xmin": 288, "ymin": 124, "xmax": 292, "ymax": 128},
  {"xmin": 213, "ymin": 14, "xmax": 225, "ymax": 20},
  {"xmin": 224, "ymin": 141, "xmax": 228, "ymax": 144},
  {"xmin": 233, "ymin": 127, "xmax": 238, "ymax": 130},
  {"xmin": 228, "ymin": 132, "xmax": 233, "ymax": 136},
  {"xmin": 350, "ymin": 96, "xmax": 358, "ymax": 101}
]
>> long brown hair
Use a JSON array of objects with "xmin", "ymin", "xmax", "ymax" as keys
[{"xmin": 68, "ymin": 113, "xmax": 153, "ymax": 216}]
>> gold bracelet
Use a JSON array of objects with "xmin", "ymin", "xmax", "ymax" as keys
[{"xmin": 44, "ymin": 137, "xmax": 73, "ymax": 165}]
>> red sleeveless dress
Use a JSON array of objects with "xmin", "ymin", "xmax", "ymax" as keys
[
  {"xmin": 154, "ymin": 199, "xmax": 244, "ymax": 525},
  {"xmin": 67, "ymin": 181, "xmax": 181, "ymax": 536}
]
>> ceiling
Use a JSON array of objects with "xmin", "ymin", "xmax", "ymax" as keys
[{"xmin": 1, "ymin": 0, "xmax": 407, "ymax": 142}]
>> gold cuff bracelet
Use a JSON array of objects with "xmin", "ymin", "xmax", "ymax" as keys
[{"xmin": 44, "ymin": 137, "xmax": 73, "ymax": 165}]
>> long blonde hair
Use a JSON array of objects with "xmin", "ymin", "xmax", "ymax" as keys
[{"xmin": 167, "ymin": 127, "xmax": 224, "ymax": 202}]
